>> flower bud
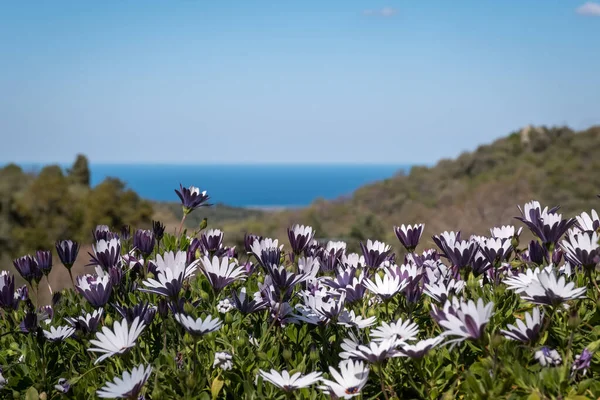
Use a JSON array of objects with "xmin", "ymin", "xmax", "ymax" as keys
[
  {"xmin": 39, "ymin": 393, "xmax": 47, "ymax": 400},
  {"xmin": 586, "ymin": 339, "xmax": 600, "ymax": 352},
  {"xmin": 200, "ymin": 290, "xmax": 210, "ymax": 302},
  {"xmin": 490, "ymin": 333, "xmax": 503, "ymax": 348},
  {"xmin": 568, "ymin": 310, "xmax": 581, "ymax": 329},
  {"xmin": 157, "ymin": 300, "xmax": 169, "ymax": 319},
  {"xmin": 199, "ymin": 218, "xmax": 208, "ymax": 231},
  {"xmin": 104, "ymin": 314, "xmax": 113, "ymax": 327},
  {"xmin": 235, "ymin": 336, "xmax": 247, "ymax": 348},
  {"xmin": 282, "ymin": 349, "xmax": 292, "ymax": 361},
  {"xmin": 511, "ymin": 236, "xmax": 519, "ymax": 250},
  {"xmin": 184, "ymin": 333, "xmax": 196, "ymax": 347},
  {"xmin": 183, "ymin": 303, "xmax": 195, "ymax": 315},
  {"xmin": 185, "ymin": 374, "xmax": 196, "ymax": 388},
  {"xmin": 225, "ymin": 313, "xmax": 233, "ymax": 325}
]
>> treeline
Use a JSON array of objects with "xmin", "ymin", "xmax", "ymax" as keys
[{"xmin": 0, "ymin": 155, "xmax": 152, "ymax": 260}]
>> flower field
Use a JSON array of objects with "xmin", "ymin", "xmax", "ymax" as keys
[{"xmin": 1, "ymin": 185, "xmax": 600, "ymax": 399}]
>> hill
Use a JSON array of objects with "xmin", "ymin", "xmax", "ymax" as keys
[{"xmin": 214, "ymin": 125, "xmax": 600, "ymax": 252}]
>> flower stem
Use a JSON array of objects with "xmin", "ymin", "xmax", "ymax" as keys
[
  {"xmin": 178, "ymin": 213, "xmax": 188, "ymax": 237},
  {"xmin": 67, "ymin": 269, "xmax": 76, "ymax": 289},
  {"xmin": 378, "ymin": 365, "xmax": 390, "ymax": 400},
  {"xmin": 46, "ymin": 276, "xmax": 53, "ymax": 297},
  {"xmin": 541, "ymin": 307, "xmax": 555, "ymax": 336},
  {"xmin": 34, "ymin": 283, "xmax": 39, "ymax": 308}
]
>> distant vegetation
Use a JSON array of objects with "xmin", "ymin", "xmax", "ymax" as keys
[
  {"xmin": 216, "ymin": 125, "xmax": 600, "ymax": 252},
  {"xmin": 0, "ymin": 155, "xmax": 153, "ymax": 261}
]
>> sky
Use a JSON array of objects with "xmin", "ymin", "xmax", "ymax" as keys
[{"xmin": 1, "ymin": 0, "xmax": 600, "ymax": 164}]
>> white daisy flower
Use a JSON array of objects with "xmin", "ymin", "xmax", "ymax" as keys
[
  {"xmin": 576, "ymin": 210, "xmax": 599, "ymax": 232},
  {"xmin": 438, "ymin": 298, "xmax": 494, "ymax": 344},
  {"xmin": 288, "ymin": 224, "xmax": 315, "ymax": 254},
  {"xmin": 200, "ymin": 256, "xmax": 247, "ymax": 292},
  {"xmin": 504, "ymin": 267, "xmax": 547, "ymax": 294},
  {"xmin": 561, "ymin": 231, "xmax": 600, "ymax": 268},
  {"xmin": 213, "ymin": 352, "xmax": 233, "ymax": 371},
  {"xmin": 370, "ymin": 318, "xmax": 419, "ymax": 343},
  {"xmin": 250, "ymin": 238, "xmax": 284, "ymax": 261},
  {"xmin": 54, "ymin": 378, "xmax": 70, "ymax": 393},
  {"xmin": 155, "ymin": 251, "xmax": 197, "ymax": 280},
  {"xmin": 424, "ymin": 279, "xmax": 465, "ymax": 303},
  {"xmin": 97, "ymin": 364, "xmax": 152, "ymax": 398},
  {"xmin": 364, "ymin": 240, "xmax": 391, "ymax": 254},
  {"xmin": 500, "ymin": 308, "xmax": 543, "ymax": 342},
  {"xmin": 521, "ymin": 270, "xmax": 586, "ymax": 306},
  {"xmin": 490, "ymin": 225, "xmax": 522, "ymax": 240},
  {"xmin": 326, "ymin": 241, "xmax": 347, "ymax": 254},
  {"xmin": 298, "ymin": 256, "xmax": 321, "ymax": 278},
  {"xmin": 362, "ymin": 271, "xmax": 407, "ymax": 300},
  {"xmin": 344, "ymin": 338, "xmax": 402, "ymax": 363},
  {"xmin": 398, "ymin": 336, "xmax": 445, "ymax": 358},
  {"xmin": 217, "ymin": 298, "xmax": 234, "ymax": 314},
  {"xmin": 341, "ymin": 253, "xmax": 365, "ymax": 269},
  {"xmin": 299, "ymin": 290, "xmax": 346, "ymax": 321},
  {"xmin": 534, "ymin": 347, "xmax": 562, "ymax": 367},
  {"xmin": 173, "ymin": 314, "xmax": 222, "ymax": 336},
  {"xmin": 141, "ymin": 253, "xmax": 195, "ymax": 298},
  {"xmin": 88, "ymin": 317, "xmax": 146, "ymax": 364},
  {"xmin": 93, "ymin": 238, "xmax": 121, "ymax": 256},
  {"xmin": 258, "ymin": 369, "xmax": 322, "ymax": 392},
  {"xmin": 319, "ymin": 359, "xmax": 370, "ymax": 399},
  {"xmin": 43, "ymin": 325, "xmax": 75, "ymax": 342},
  {"xmin": 435, "ymin": 231, "xmax": 460, "ymax": 248},
  {"xmin": 339, "ymin": 331, "xmax": 362, "ymax": 360},
  {"xmin": 337, "ymin": 310, "xmax": 377, "ymax": 329}
]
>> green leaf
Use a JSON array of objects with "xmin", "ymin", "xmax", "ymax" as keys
[
  {"xmin": 25, "ymin": 386, "xmax": 38, "ymax": 400},
  {"xmin": 211, "ymin": 377, "xmax": 224, "ymax": 400}
]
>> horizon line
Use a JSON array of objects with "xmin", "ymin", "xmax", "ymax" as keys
[{"xmin": 6, "ymin": 161, "xmax": 428, "ymax": 167}]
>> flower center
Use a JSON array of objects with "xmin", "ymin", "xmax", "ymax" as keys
[{"xmin": 346, "ymin": 387, "xmax": 359, "ymax": 394}]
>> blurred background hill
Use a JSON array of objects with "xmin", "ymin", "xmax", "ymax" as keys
[{"xmin": 202, "ymin": 124, "xmax": 600, "ymax": 252}]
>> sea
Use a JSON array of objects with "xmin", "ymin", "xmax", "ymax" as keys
[{"xmin": 15, "ymin": 164, "xmax": 411, "ymax": 208}]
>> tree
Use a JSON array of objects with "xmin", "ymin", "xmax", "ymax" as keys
[{"xmin": 68, "ymin": 154, "xmax": 91, "ymax": 186}]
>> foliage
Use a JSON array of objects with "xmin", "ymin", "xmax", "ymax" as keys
[
  {"xmin": 2, "ymin": 190, "xmax": 600, "ymax": 399},
  {"xmin": 67, "ymin": 154, "xmax": 91, "ymax": 187},
  {"xmin": 0, "ymin": 156, "xmax": 152, "ymax": 261}
]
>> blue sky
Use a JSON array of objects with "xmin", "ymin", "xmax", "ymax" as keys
[{"xmin": 1, "ymin": 0, "xmax": 599, "ymax": 164}]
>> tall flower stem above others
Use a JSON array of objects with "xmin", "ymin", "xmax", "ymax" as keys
[{"xmin": 175, "ymin": 184, "xmax": 210, "ymax": 234}]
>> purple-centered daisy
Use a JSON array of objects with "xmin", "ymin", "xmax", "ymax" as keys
[
  {"xmin": 394, "ymin": 224, "xmax": 424, "ymax": 252},
  {"xmin": 55, "ymin": 240, "xmax": 79, "ymax": 268},
  {"xmin": 287, "ymin": 224, "xmax": 315, "ymax": 255},
  {"xmin": 175, "ymin": 184, "xmax": 210, "ymax": 214},
  {"xmin": 13, "ymin": 255, "xmax": 42, "ymax": 285},
  {"xmin": 76, "ymin": 274, "xmax": 113, "ymax": 308},
  {"xmin": 133, "ymin": 229, "xmax": 155, "ymax": 256}
]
